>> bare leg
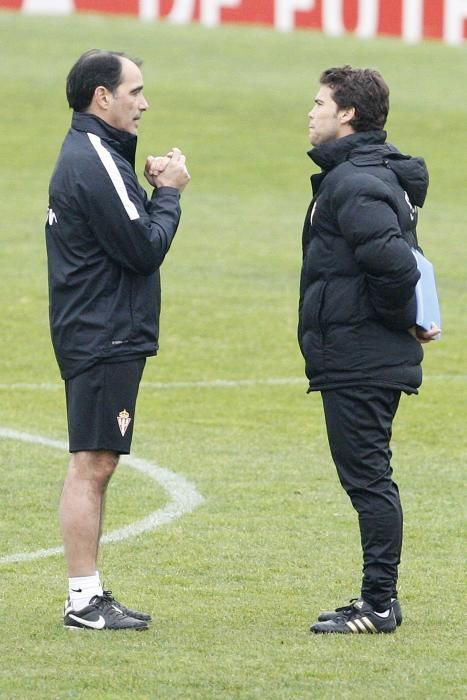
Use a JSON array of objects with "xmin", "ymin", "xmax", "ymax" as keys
[{"xmin": 59, "ymin": 450, "xmax": 119, "ymax": 577}]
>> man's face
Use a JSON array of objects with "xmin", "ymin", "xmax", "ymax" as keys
[
  {"xmin": 105, "ymin": 57, "xmax": 149, "ymax": 135},
  {"xmin": 308, "ymin": 85, "xmax": 345, "ymax": 146}
]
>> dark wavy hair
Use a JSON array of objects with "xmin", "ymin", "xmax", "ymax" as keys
[
  {"xmin": 66, "ymin": 49, "xmax": 142, "ymax": 112},
  {"xmin": 320, "ymin": 65, "xmax": 389, "ymax": 132}
]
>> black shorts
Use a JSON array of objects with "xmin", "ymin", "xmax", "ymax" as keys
[{"xmin": 65, "ymin": 359, "xmax": 146, "ymax": 454}]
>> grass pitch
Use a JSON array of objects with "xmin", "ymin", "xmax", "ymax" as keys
[{"xmin": 0, "ymin": 10, "xmax": 466, "ymax": 699}]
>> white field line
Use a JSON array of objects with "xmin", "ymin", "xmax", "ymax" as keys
[
  {"xmin": 0, "ymin": 374, "xmax": 463, "ymax": 392},
  {"xmin": 0, "ymin": 428, "xmax": 204, "ymax": 565},
  {"xmin": 0, "ymin": 377, "xmax": 305, "ymax": 391}
]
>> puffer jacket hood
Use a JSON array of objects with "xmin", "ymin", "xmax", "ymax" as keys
[
  {"xmin": 381, "ymin": 152, "xmax": 429, "ymax": 207},
  {"xmin": 309, "ymin": 130, "xmax": 429, "ymax": 207}
]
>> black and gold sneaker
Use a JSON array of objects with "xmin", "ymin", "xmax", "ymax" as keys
[
  {"xmin": 64, "ymin": 595, "xmax": 149, "ymax": 631},
  {"xmin": 310, "ymin": 599, "xmax": 397, "ymax": 634},
  {"xmin": 317, "ymin": 597, "xmax": 402, "ymax": 626}
]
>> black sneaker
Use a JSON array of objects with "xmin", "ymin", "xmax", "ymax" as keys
[
  {"xmin": 102, "ymin": 590, "xmax": 152, "ymax": 622},
  {"xmin": 64, "ymin": 595, "xmax": 149, "ymax": 631},
  {"xmin": 310, "ymin": 600, "xmax": 397, "ymax": 634},
  {"xmin": 317, "ymin": 597, "xmax": 402, "ymax": 626}
]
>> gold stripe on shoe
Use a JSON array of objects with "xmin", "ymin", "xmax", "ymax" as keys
[{"xmin": 346, "ymin": 616, "xmax": 378, "ymax": 633}]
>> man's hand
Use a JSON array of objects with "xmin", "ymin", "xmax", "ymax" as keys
[
  {"xmin": 144, "ymin": 147, "xmax": 191, "ymax": 192},
  {"xmin": 145, "ymin": 152, "xmax": 173, "ymax": 182},
  {"xmin": 409, "ymin": 323, "xmax": 441, "ymax": 343}
]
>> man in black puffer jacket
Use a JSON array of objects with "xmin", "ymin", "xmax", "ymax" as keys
[{"xmin": 299, "ymin": 66, "xmax": 439, "ymax": 635}]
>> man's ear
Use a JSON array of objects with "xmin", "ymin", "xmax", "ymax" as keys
[
  {"xmin": 93, "ymin": 86, "xmax": 111, "ymax": 111},
  {"xmin": 339, "ymin": 106, "xmax": 356, "ymax": 125}
]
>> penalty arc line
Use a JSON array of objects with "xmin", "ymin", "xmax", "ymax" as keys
[{"xmin": 0, "ymin": 427, "xmax": 205, "ymax": 565}]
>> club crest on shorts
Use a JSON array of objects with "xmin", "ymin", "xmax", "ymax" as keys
[{"xmin": 117, "ymin": 409, "xmax": 131, "ymax": 437}]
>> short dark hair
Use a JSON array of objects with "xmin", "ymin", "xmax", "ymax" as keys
[
  {"xmin": 66, "ymin": 49, "xmax": 142, "ymax": 112},
  {"xmin": 320, "ymin": 65, "xmax": 389, "ymax": 132}
]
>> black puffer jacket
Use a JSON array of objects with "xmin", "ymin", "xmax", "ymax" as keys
[
  {"xmin": 46, "ymin": 113, "xmax": 181, "ymax": 380},
  {"xmin": 298, "ymin": 130, "xmax": 429, "ymax": 394}
]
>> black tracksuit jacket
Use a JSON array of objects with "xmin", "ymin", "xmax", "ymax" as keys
[
  {"xmin": 298, "ymin": 130, "xmax": 429, "ymax": 394},
  {"xmin": 46, "ymin": 112, "xmax": 181, "ymax": 380}
]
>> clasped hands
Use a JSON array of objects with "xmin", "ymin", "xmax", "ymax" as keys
[{"xmin": 144, "ymin": 147, "xmax": 191, "ymax": 192}]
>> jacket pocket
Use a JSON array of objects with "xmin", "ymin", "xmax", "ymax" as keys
[{"xmin": 300, "ymin": 279, "xmax": 327, "ymax": 337}]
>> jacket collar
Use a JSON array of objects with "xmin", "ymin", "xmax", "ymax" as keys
[
  {"xmin": 307, "ymin": 129, "xmax": 429, "ymax": 207},
  {"xmin": 308, "ymin": 130, "xmax": 387, "ymax": 172},
  {"xmin": 71, "ymin": 111, "xmax": 137, "ymax": 168}
]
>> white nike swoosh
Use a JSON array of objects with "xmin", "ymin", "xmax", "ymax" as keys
[{"xmin": 68, "ymin": 613, "xmax": 106, "ymax": 629}]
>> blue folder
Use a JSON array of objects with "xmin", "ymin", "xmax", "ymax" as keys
[{"xmin": 412, "ymin": 248, "xmax": 441, "ymax": 334}]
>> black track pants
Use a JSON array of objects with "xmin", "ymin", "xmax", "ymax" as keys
[{"xmin": 321, "ymin": 386, "xmax": 403, "ymax": 612}]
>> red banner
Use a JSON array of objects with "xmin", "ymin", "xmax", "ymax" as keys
[{"xmin": 2, "ymin": 1, "xmax": 466, "ymax": 44}]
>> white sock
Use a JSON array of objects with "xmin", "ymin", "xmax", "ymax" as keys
[
  {"xmin": 374, "ymin": 608, "xmax": 391, "ymax": 618},
  {"xmin": 68, "ymin": 572, "xmax": 103, "ymax": 611}
]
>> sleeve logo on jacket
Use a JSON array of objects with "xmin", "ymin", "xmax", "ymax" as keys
[
  {"xmin": 404, "ymin": 191, "xmax": 416, "ymax": 222},
  {"xmin": 310, "ymin": 201, "xmax": 318, "ymax": 225},
  {"xmin": 48, "ymin": 208, "xmax": 57, "ymax": 225}
]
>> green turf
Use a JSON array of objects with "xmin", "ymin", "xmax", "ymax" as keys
[{"xmin": 0, "ymin": 10, "xmax": 466, "ymax": 699}]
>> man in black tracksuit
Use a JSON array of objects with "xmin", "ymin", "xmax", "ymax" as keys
[
  {"xmin": 46, "ymin": 50, "xmax": 190, "ymax": 630},
  {"xmin": 299, "ymin": 66, "xmax": 439, "ymax": 634}
]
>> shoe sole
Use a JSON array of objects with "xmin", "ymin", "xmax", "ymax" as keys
[
  {"xmin": 311, "ymin": 627, "xmax": 396, "ymax": 634},
  {"xmin": 64, "ymin": 622, "xmax": 148, "ymax": 631},
  {"xmin": 65, "ymin": 625, "xmax": 148, "ymax": 631}
]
